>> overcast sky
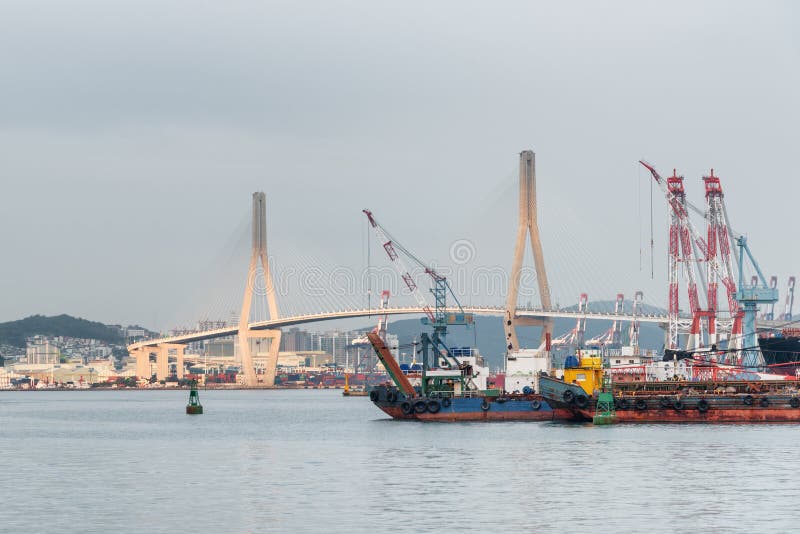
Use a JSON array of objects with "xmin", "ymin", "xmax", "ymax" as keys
[{"xmin": 0, "ymin": 0, "xmax": 797, "ymax": 330}]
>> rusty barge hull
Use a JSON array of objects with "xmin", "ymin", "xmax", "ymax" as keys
[
  {"xmin": 576, "ymin": 405, "xmax": 800, "ymax": 423},
  {"xmin": 539, "ymin": 374, "xmax": 800, "ymax": 424}
]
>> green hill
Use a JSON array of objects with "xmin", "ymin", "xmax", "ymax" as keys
[{"xmin": 0, "ymin": 314, "xmax": 125, "ymax": 347}]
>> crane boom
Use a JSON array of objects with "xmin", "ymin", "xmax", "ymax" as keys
[
  {"xmin": 363, "ymin": 209, "xmax": 436, "ymax": 322},
  {"xmin": 640, "ymin": 161, "xmax": 706, "ymax": 349},
  {"xmin": 363, "ymin": 208, "xmax": 473, "ymax": 375},
  {"xmin": 784, "ymin": 276, "xmax": 796, "ymax": 320}
]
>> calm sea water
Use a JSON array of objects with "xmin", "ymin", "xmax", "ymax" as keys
[{"xmin": 1, "ymin": 389, "xmax": 798, "ymax": 533}]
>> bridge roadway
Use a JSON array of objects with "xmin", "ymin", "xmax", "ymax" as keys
[{"xmin": 127, "ymin": 307, "xmax": 670, "ymax": 350}]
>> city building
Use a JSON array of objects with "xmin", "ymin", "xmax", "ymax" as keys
[{"xmin": 26, "ymin": 336, "xmax": 60, "ymax": 365}]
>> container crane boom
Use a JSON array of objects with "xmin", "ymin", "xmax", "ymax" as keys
[
  {"xmin": 376, "ymin": 290, "xmax": 391, "ymax": 343},
  {"xmin": 765, "ymin": 276, "xmax": 778, "ymax": 320},
  {"xmin": 784, "ymin": 276, "xmax": 796, "ymax": 320},
  {"xmin": 628, "ymin": 290, "xmax": 644, "ymax": 351}
]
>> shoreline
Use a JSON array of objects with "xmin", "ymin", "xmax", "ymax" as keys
[{"xmin": 0, "ymin": 385, "xmax": 353, "ymax": 392}]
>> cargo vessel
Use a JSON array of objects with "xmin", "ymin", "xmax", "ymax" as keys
[
  {"xmin": 538, "ymin": 354, "xmax": 800, "ymax": 424},
  {"xmin": 759, "ymin": 329, "xmax": 800, "ymax": 375},
  {"xmin": 659, "ymin": 330, "xmax": 800, "ymax": 377}
]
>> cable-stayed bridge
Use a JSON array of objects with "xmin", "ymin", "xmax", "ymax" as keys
[
  {"xmin": 128, "ymin": 151, "xmax": 789, "ymax": 385},
  {"xmin": 129, "ymin": 306, "xmax": 670, "ymax": 349}
]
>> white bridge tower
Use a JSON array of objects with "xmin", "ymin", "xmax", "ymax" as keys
[{"xmin": 238, "ymin": 192, "xmax": 281, "ymax": 387}]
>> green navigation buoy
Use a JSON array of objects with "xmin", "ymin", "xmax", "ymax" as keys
[
  {"xmin": 592, "ymin": 391, "xmax": 615, "ymax": 425},
  {"xmin": 186, "ymin": 380, "xmax": 203, "ymax": 415}
]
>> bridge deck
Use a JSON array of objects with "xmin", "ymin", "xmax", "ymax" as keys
[{"xmin": 128, "ymin": 306, "xmax": 673, "ymax": 350}]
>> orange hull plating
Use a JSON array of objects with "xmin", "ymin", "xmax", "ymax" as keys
[{"xmin": 579, "ymin": 407, "xmax": 800, "ymax": 423}]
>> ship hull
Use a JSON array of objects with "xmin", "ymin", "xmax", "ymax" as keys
[
  {"xmin": 370, "ymin": 388, "xmax": 570, "ymax": 421},
  {"xmin": 760, "ymin": 335, "xmax": 800, "ymax": 375},
  {"xmin": 575, "ymin": 404, "xmax": 800, "ymax": 423},
  {"xmin": 539, "ymin": 374, "xmax": 800, "ymax": 424}
]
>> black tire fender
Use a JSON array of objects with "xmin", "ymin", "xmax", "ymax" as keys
[
  {"xmin": 635, "ymin": 399, "xmax": 647, "ymax": 411},
  {"xmin": 369, "ymin": 390, "xmax": 379, "ymax": 402},
  {"xmin": 575, "ymin": 394, "xmax": 589, "ymax": 409},
  {"xmin": 530, "ymin": 400, "xmax": 541, "ymax": 411},
  {"xmin": 673, "ymin": 399, "xmax": 684, "ymax": 410},
  {"xmin": 743, "ymin": 395, "xmax": 754, "ymax": 406},
  {"xmin": 481, "ymin": 399, "xmax": 491, "ymax": 411},
  {"xmin": 413, "ymin": 400, "xmax": 427, "ymax": 414},
  {"xmin": 697, "ymin": 399, "xmax": 709, "ymax": 412},
  {"xmin": 760, "ymin": 397, "xmax": 770, "ymax": 408},
  {"xmin": 400, "ymin": 401, "xmax": 412, "ymax": 415},
  {"xmin": 791, "ymin": 397, "xmax": 800, "ymax": 409},
  {"xmin": 616, "ymin": 398, "xmax": 630, "ymax": 410},
  {"xmin": 563, "ymin": 390, "xmax": 576, "ymax": 404},
  {"xmin": 426, "ymin": 400, "xmax": 441, "ymax": 414}
]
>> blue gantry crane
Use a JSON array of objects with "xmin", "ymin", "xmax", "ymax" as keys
[{"xmin": 735, "ymin": 236, "xmax": 779, "ymax": 368}]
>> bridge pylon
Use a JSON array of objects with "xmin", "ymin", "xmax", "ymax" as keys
[
  {"xmin": 238, "ymin": 192, "xmax": 281, "ymax": 387},
  {"xmin": 131, "ymin": 343, "xmax": 185, "ymax": 382},
  {"xmin": 504, "ymin": 150, "xmax": 553, "ymax": 351}
]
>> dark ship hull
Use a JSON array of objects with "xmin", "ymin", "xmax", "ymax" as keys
[
  {"xmin": 759, "ymin": 334, "xmax": 800, "ymax": 375},
  {"xmin": 661, "ymin": 334, "xmax": 800, "ymax": 376}
]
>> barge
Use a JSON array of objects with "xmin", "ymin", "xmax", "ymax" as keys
[{"xmin": 538, "ymin": 355, "xmax": 800, "ymax": 424}]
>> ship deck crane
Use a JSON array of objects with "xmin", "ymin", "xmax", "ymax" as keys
[{"xmin": 363, "ymin": 209, "xmax": 474, "ymax": 378}]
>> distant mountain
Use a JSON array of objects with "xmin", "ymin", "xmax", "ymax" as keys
[
  {"xmin": 386, "ymin": 300, "xmax": 666, "ymax": 370},
  {"xmin": 0, "ymin": 314, "xmax": 126, "ymax": 347}
]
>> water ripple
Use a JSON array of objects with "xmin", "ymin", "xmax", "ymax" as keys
[{"xmin": 0, "ymin": 390, "xmax": 797, "ymax": 533}]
